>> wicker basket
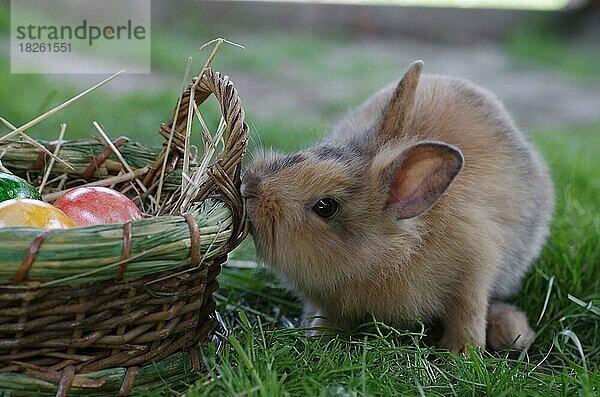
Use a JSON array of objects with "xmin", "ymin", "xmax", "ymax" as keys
[{"xmin": 0, "ymin": 69, "xmax": 248, "ymax": 396}]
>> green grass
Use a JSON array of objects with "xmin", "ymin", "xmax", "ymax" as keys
[
  {"xmin": 0, "ymin": 2, "xmax": 8, "ymax": 34},
  {"xmin": 136, "ymin": 124, "xmax": 600, "ymax": 397},
  {"xmin": 0, "ymin": 57, "xmax": 320, "ymax": 162},
  {"xmin": 507, "ymin": 18, "xmax": 600, "ymax": 79},
  {"xmin": 0, "ymin": 21, "xmax": 334, "ymax": 147},
  {"xmin": 151, "ymin": 30, "xmax": 329, "ymax": 77},
  {"xmin": 0, "ymin": 58, "xmax": 176, "ymax": 146}
]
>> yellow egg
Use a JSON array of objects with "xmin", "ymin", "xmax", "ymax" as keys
[{"xmin": 0, "ymin": 198, "xmax": 77, "ymax": 229}]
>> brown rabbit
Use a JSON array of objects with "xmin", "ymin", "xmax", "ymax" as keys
[{"xmin": 242, "ymin": 61, "xmax": 553, "ymax": 353}]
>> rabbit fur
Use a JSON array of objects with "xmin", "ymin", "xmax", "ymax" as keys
[{"xmin": 242, "ymin": 61, "xmax": 554, "ymax": 353}]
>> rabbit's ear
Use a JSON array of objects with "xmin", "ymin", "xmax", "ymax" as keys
[
  {"xmin": 379, "ymin": 60, "xmax": 423, "ymax": 141},
  {"xmin": 384, "ymin": 142, "xmax": 463, "ymax": 219}
]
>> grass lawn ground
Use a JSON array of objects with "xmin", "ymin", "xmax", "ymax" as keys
[
  {"xmin": 176, "ymin": 124, "xmax": 599, "ymax": 397},
  {"xmin": 0, "ymin": 5, "xmax": 598, "ymax": 395}
]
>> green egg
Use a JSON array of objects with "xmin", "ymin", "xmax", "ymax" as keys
[{"xmin": 0, "ymin": 172, "xmax": 42, "ymax": 203}]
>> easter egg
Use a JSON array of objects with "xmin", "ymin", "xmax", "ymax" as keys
[
  {"xmin": 0, "ymin": 198, "xmax": 77, "ymax": 229},
  {"xmin": 0, "ymin": 172, "xmax": 42, "ymax": 203},
  {"xmin": 54, "ymin": 186, "xmax": 142, "ymax": 226}
]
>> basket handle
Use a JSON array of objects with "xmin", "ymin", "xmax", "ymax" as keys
[{"xmin": 143, "ymin": 68, "xmax": 249, "ymax": 249}]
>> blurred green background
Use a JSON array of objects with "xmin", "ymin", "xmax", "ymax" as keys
[{"xmin": 1, "ymin": 0, "xmax": 598, "ymax": 151}]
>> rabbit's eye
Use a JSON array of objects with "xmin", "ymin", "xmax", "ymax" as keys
[{"xmin": 313, "ymin": 198, "xmax": 340, "ymax": 219}]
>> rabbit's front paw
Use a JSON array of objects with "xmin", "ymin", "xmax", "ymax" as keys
[
  {"xmin": 440, "ymin": 299, "xmax": 487, "ymax": 353},
  {"xmin": 438, "ymin": 334, "xmax": 468, "ymax": 353}
]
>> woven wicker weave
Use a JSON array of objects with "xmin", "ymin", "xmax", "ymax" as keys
[{"xmin": 0, "ymin": 69, "xmax": 248, "ymax": 396}]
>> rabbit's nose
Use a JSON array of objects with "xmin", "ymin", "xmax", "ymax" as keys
[
  {"xmin": 240, "ymin": 183, "xmax": 253, "ymax": 199},
  {"xmin": 241, "ymin": 173, "xmax": 260, "ymax": 199}
]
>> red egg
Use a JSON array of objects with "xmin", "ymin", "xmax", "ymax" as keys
[{"xmin": 54, "ymin": 186, "xmax": 142, "ymax": 226}]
